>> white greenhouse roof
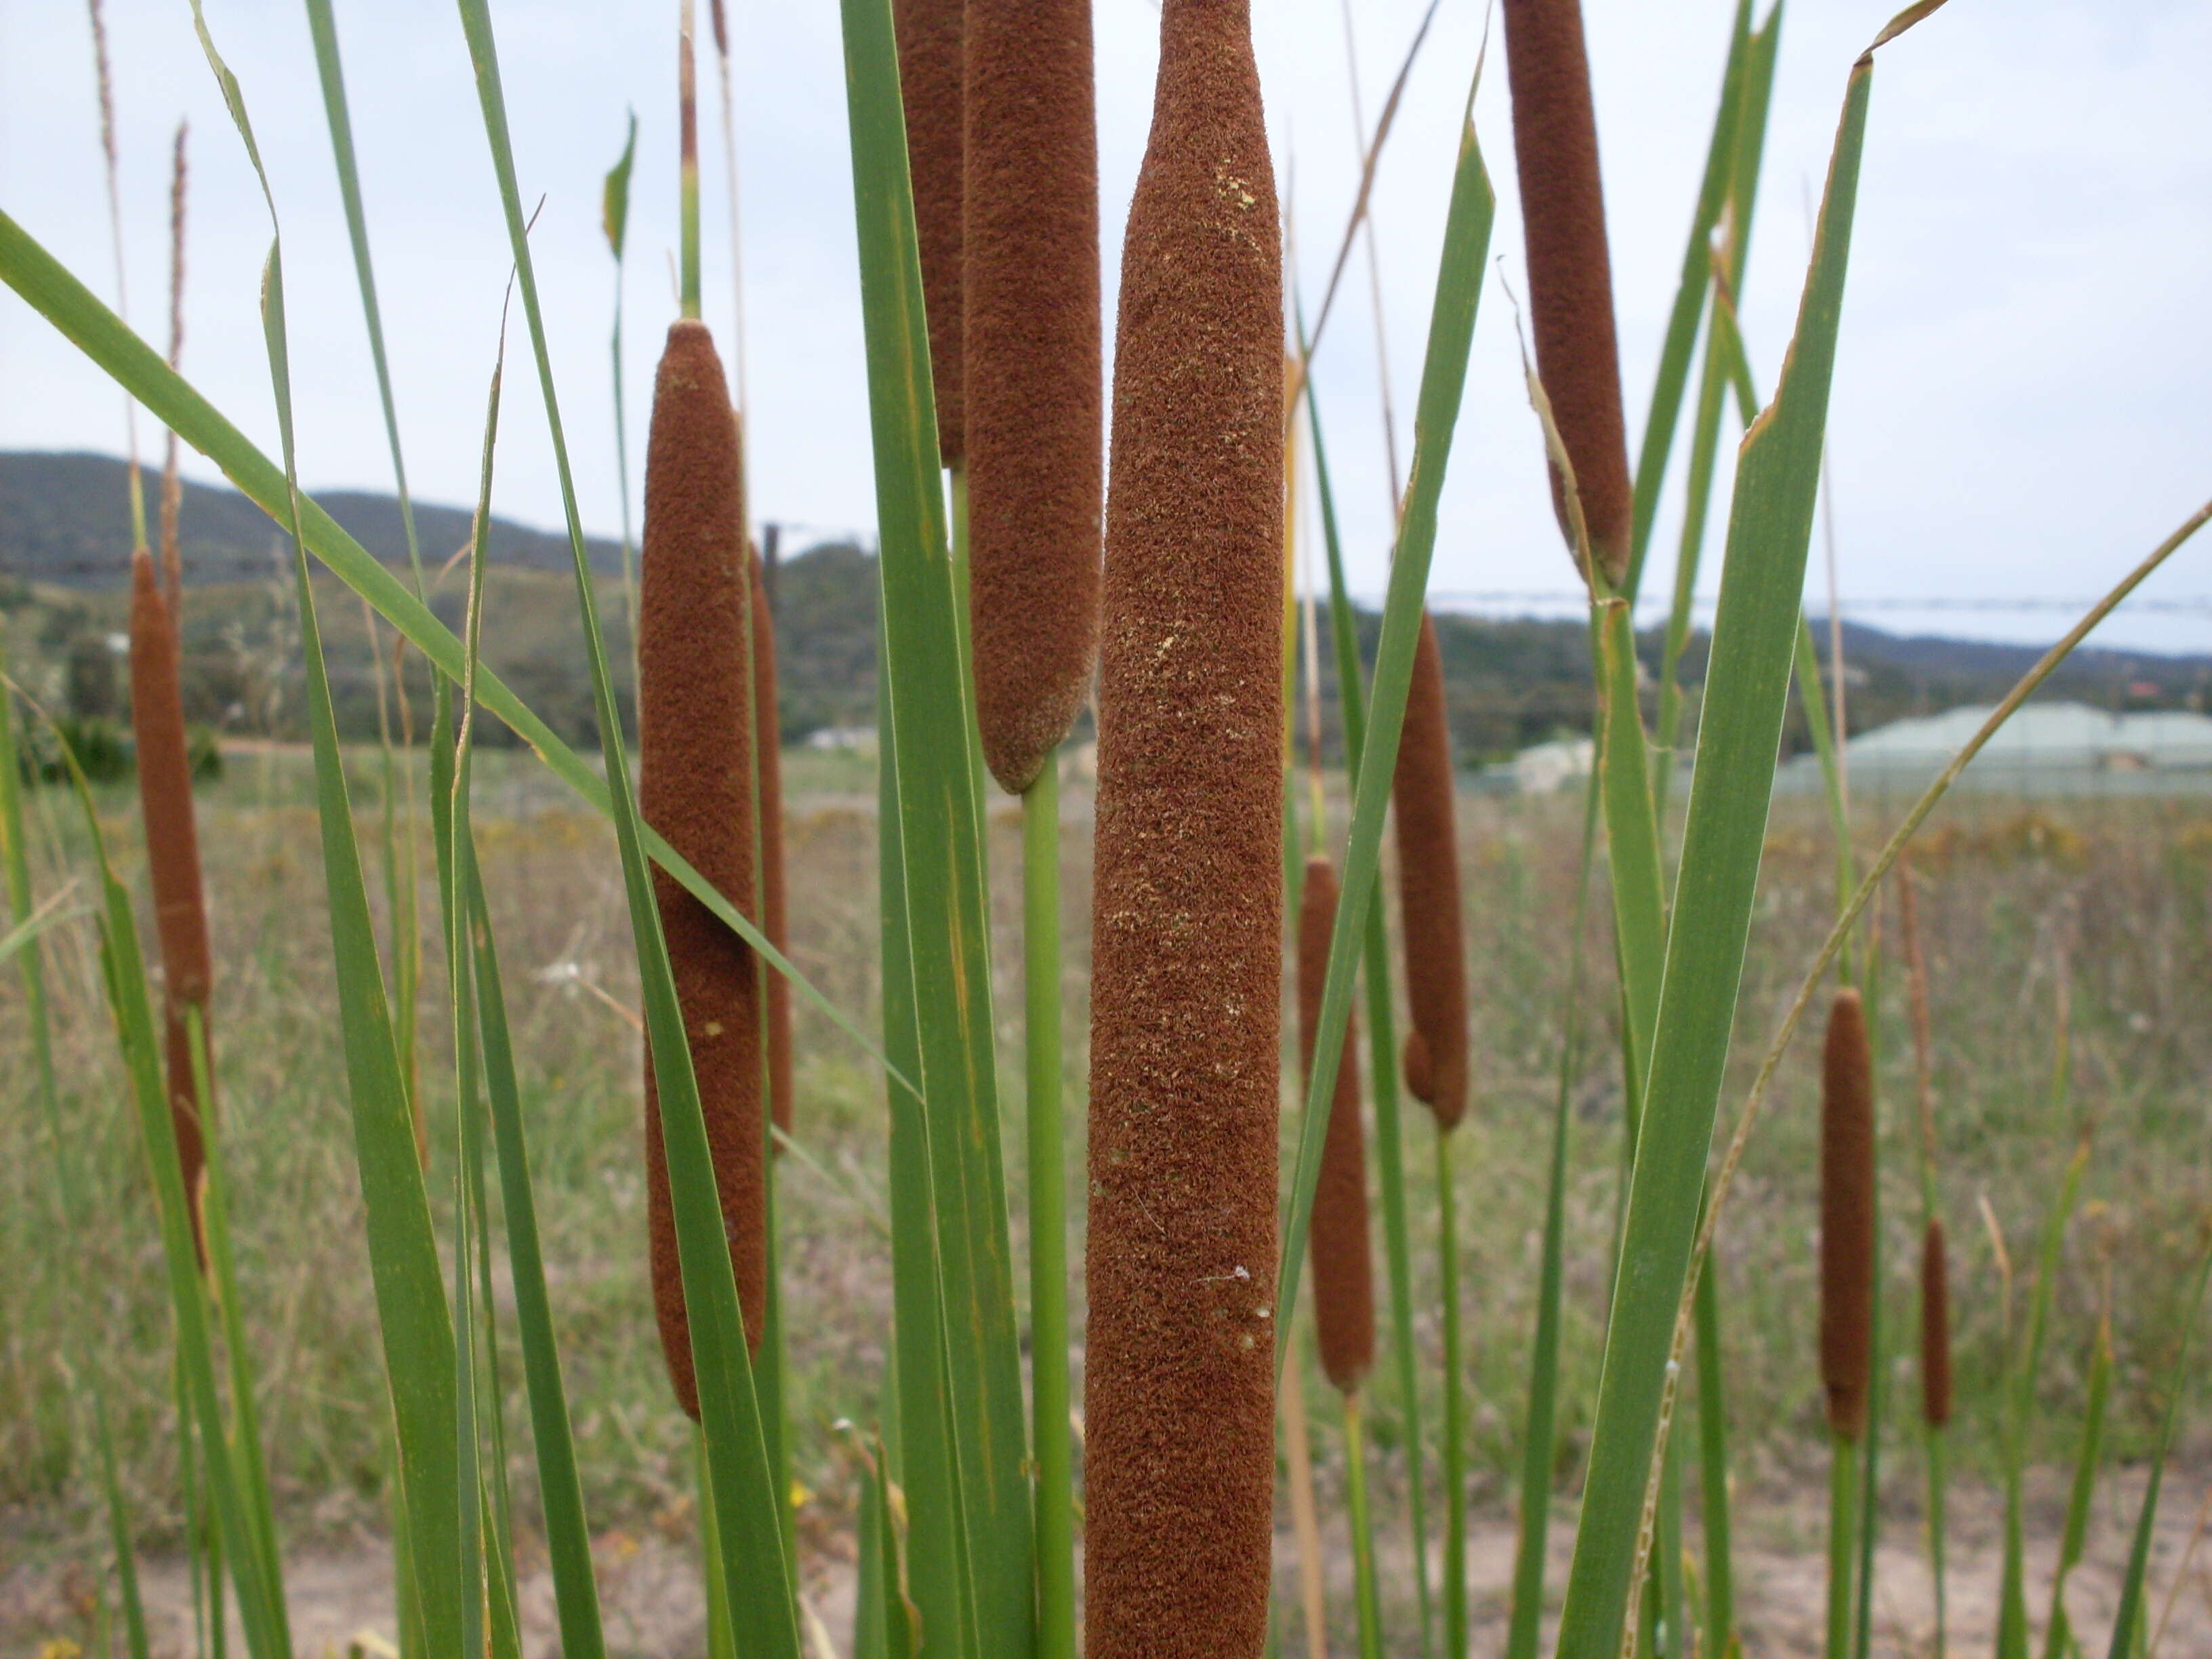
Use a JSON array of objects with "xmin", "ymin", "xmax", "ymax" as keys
[{"xmin": 1778, "ymin": 701, "xmax": 2212, "ymax": 796}]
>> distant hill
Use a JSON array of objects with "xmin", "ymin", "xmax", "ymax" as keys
[
  {"xmin": 0, "ymin": 450, "xmax": 626, "ymax": 586},
  {"xmin": 4, "ymin": 450, "xmax": 2206, "ymax": 756}
]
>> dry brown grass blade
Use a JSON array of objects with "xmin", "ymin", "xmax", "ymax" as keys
[{"xmin": 1302, "ymin": 0, "xmax": 1442, "ymax": 372}]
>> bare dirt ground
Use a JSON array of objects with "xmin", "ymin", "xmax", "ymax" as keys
[{"xmin": 7, "ymin": 1469, "xmax": 2209, "ymax": 1658}]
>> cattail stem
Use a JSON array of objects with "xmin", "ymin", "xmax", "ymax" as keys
[
  {"xmin": 678, "ymin": 0, "xmax": 701, "ymax": 321},
  {"xmin": 1820, "ymin": 987, "xmax": 1875, "ymax": 1441},
  {"xmin": 1344, "ymin": 1389, "xmax": 1385, "ymax": 1659},
  {"xmin": 750, "ymin": 551, "xmax": 791, "ymax": 1141},
  {"xmin": 1437, "ymin": 1124, "xmax": 1467, "ymax": 1659},
  {"xmin": 1085, "ymin": 0, "xmax": 1283, "ymax": 1647},
  {"xmin": 1693, "ymin": 1258, "xmax": 1738, "ymax": 1658},
  {"xmin": 1023, "ymin": 764, "xmax": 1075, "ymax": 1659},
  {"xmin": 1282, "ymin": 1324, "xmax": 1328, "ymax": 1659},
  {"xmin": 1826, "ymin": 1426, "xmax": 1858, "ymax": 1659}
]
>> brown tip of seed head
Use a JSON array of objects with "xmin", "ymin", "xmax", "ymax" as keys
[
  {"xmin": 1299, "ymin": 858, "xmax": 1376, "ymax": 1394},
  {"xmin": 1820, "ymin": 985, "xmax": 1875, "ymax": 1441},
  {"xmin": 1084, "ymin": 0, "xmax": 1283, "ymax": 1649},
  {"xmin": 1921, "ymin": 1216, "xmax": 1952, "ymax": 1428},
  {"xmin": 964, "ymin": 0, "xmax": 1103, "ymax": 795},
  {"xmin": 893, "ymin": 0, "xmax": 966, "ymax": 466},
  {"xmin": 750, "ymin": 548, "xmax": 793, "ymax": 1141},
  {"xmin": 131, "ymin": 547, "xmax": 214, "ymax": 1257},
  {"xmin": 1500, "ymin": 0, "xmax": 1634, "ymax": 586},
  {"xmin": 1391, "ymin": 612, "xmax": 1470, "ymax": 1130},
  {"xmin": 638, "ymin": 319, "xmax": 766, "ymax": 1419}
]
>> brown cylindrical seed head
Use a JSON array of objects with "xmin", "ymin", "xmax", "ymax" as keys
[
  {"xmin": 1500, "ymin": 0, "xmax": 1635, "ymax": 587},
  {"xmin": 1921, "ymin": 1216, "xmax": 1952, "ymax": 1429},
  {"xmin": 963, "ymin": 0, "xmax": 1103, "ymax": 794},
  {"xmin": 1820, "ymin": 986, "xmax": 1876, "ymax": 1441},
  {"xmin": 1084, "ymin": 0, "xmax": 1284, "ymax": 1649},
  {"xmin": 130, "ymin": 548, "xmax": 213, "ymax": 1252},
  {"xmin": 750, "ymin": 548, "xmax": 793, "ymax": 1141},
  {"xmin": 893, "ymin": 0, "xmax": 966, "ymax": 466},
  {"xmin": 1392, "ymin": 612, "xmax": 1470, "ymax": 1130},
  {"xmin": 1298, "ymin": 857, "xmax": 1375, "ymax": 1394},
  {"xmin": 639, "ymin": 319, "xmax": 766, "ymax": 1419}
]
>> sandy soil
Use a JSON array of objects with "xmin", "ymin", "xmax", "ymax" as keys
[{"xmin": 7, "ymin": 1467, "xmax": 2210, "ymax": 1658}]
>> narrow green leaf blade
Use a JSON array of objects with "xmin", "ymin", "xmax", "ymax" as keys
[
  {"xmin": 876, "ymin": 627, "xmax": 976, "ymax": 1659},
  {"xmin": 1625, "ymin": 0, "xmax": 1755, "ymax": 598},
  {"xmin": 2104, "ymin": 1243, "xmax": 2212, "ymax": 1659},
  {"xmin": 1553, "ymin": 53, "xmax": 1879, "ymax": 1659},
  {"xmin": 1307, "ymin": 369, "xmax": 1433, "ymax": 1658},
  {"xmin": 1279, "ymin": 85, "xmax": 1494, "ymax": 1354},
  {"xmin": 836, "ymin": 0, "xmax": 1032, "ymax": 1645}
]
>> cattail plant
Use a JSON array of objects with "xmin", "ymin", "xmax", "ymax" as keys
[
  {"xmin": 963, "ymin": 0, "xmax": 1101, "ymax": 800},
  {"xmin": 130, "ymin": 548, "xmax": 213, "ymax": 1252},
  {"xmin": 1298, "ymin": 855, "xmax": 1385, "ymax": 1650},
  {"xmin": 750, "ymin": 549, "xmax": 792, "ymax": 1139},
  {"xmin": 1391, "ymin": 606, "xmax": 1473, "ymax": 1656},
  {"xmin": 1300, "ymin": 857, "xmax": 1373, "ymax": 1393},
  {"xmin": 1897, "ymin": 859, "xmax": 1950, "ymax": 1654},
  {"xmin": 131, "ymin": 123, "xmax": 213, "ymax": 1256},
  {"xmin": 962, "ymin": 3, "xmax": 1102, "ymax": 1651},
  {"xmin": 1393, "ymin": 611, "xmax": 1469, "ymax": 1127},
  {"xmin": 638, "ymin": 319, "xmax": 766, "ymax": 1414},
  {"xmin": 1919, "ymin": 1218, "xmax": 1951, "ymax": 1430},
  {"xmin": 1499, "ymin": 0, "xmax": 1635, "ymax": 588},
  {"xmin": 1086, "ymin": 0, "xmax": 1282, "ymax": 1648},
  {"xmin": 1820, "ymin": 983, "xmax": 1875, "ymax": 1659},
  {"xmin": 893, "ymin": 0, "xmax": 964, "ymax": 468}
]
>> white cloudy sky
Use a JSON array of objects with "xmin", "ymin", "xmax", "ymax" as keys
[{"xmin": 3, "ymin": 0, "xmax": 2208, "ymax": 652}]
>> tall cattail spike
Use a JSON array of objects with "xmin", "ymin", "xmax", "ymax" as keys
[
  {"xmin": 963, "ymin": 0, "xmax": 1103, "ymax": 795},
  {"xmin": 1500, "ymin": 0, "xmax": 1635, "ymax": 587},
  {"xmin": 639, "ymin": 317, "xmax": 766, "ymax": 1419},
  {"xmin": 129, "ymin": 548, "xmax": 214, "ymax": 1257},
  {"xmin": 1392, "ymin": 611, "xmax": 1470, "ymax": 1130},
  {"xmin": 750, "ymin": 547, "xmax": 793, "ymax": 1141},
  {"xmin": 1299, "ymin": 857, "xmax": 1375, "ymax": 1394},
  {"xmin": 1085, "ymin": 0, "xmax": 1284, "ymax": 1648},
  {"xmin": 893, "ymin": 0, "xmax": 966, "ymax": 466},
  {"xmin": 1820, "ymin": 985, "xmax": 1876, "ymax": 1441},
  {"xmin": 1920, "ymin": 1216, "xmax": 1952, "ymax": 1429}
]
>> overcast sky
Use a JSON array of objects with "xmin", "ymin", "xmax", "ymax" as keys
[{"xmin": 3, "ymin": 0, "xmax": 2207, "ymax": 653}]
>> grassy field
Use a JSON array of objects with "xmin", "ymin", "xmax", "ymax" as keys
[{"xmin": 5, "ymin": 743, "xmax": 2207, "ymax": 1593}]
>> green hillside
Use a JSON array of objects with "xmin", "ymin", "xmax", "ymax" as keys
[{"xmin": 4, "ymin": 451, "xmax": 2204, "ymax": 760}]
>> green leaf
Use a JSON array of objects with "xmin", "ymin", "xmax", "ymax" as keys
[
  {"xmin": 1279, "ymin": 77, "xmax": 1494, "ymax": 1363},
  {"xmin": 1625, "ymin": 0, "xmax": 1756, "ymax": 600},
  {"xmin": 1307, "ymin": 359, "xmax": 1432, "ymax": 1659},
  {"xmin": 183, "ymin": 6, "xmax": 465, "ymax": 1643},
  {"xmin": 836, "ymin": 0, "xmax": 1032, "ymax": 1647},
  {"xmin": 2041, "ymin": 1315, "xmax": 2111, "ymax": 1659},
  {"xmin": 1552, "ymin": 43, "xmax": 1884, "ymax": 1659},
  {"xmin": 2104, "ymin": 1241, "xmax": 2212, "ymax": 1659},
  {"xmin": 604, "ymin": 108, "xmax": 638, "ymax": 260},
  {"xmin": 876, "ymin": 623, "xmax": 975, "ymax": 1659}
]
